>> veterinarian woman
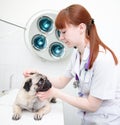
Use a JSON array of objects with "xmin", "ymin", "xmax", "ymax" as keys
[{"xmin": 24, "ymin": 4, "xmax": 120, "ymax": 125}]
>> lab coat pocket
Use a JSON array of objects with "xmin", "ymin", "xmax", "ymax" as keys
[
  {"xmin": 85, "ymin": 113, "xmax": 120, "ymax": 125},
  {"xmin": 99, "ymin": 113, "xmax": 120, "ymax": 125},
  {"xmin": 79, "ymin": 70, "xmax": 93, "ymax": 94}
]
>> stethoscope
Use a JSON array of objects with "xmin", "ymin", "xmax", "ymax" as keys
[{"xmin": 73, "ymin": 53, "xmax": 90, "ymax": 97}]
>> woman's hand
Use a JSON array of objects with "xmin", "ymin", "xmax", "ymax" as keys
[
  {"xmin": 23, "ymin": 69, "xmax": 38, "ymax": 77},
  {"xmin": 36, "ymin": 87, "xmax": 57, "ymax": 101}
]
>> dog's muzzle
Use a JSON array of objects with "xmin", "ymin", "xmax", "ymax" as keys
[{"xmin": 36, "ymin": 78, "xmax": 52, "ymax": 92}]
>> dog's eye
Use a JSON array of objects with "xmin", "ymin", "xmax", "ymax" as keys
[
  {"xmin": 40, "ymin": 78, "xmax": 44, "ymax": 82},
  {"xmin": 37, "ymin": 78, "xmax": 44, "ymax": 85}
]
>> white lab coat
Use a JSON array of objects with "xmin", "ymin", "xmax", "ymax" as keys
[{"xmin": 65, "ymin": 45, "xmax": 120, "ymax": 125}]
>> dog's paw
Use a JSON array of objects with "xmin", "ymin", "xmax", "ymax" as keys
[
  {"xmin": 50, "ymin": 97, "xmax": 57, "ymax": 103},
  {"xmin": 12, "ymin": 113, "xmax": 21, "ymax": 120},
  {"xmin": 34, "ymin": 113, "xmax": 43, "ymax": 120}
]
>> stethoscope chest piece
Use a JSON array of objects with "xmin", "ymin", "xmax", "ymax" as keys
[{"xmin": 73, "ymin": 80, "xmax": 79, "ymax": 88}]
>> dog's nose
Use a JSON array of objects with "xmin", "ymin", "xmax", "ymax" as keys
[{"xmin": 36, "ymin": 79, "xmax": 52, "ymax": 92}]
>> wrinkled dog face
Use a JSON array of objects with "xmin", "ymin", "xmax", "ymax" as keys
[{"xmin": 23, "ymin": 73, "xmax": 52, "ymax": 94}]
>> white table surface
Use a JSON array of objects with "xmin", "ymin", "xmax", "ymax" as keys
[{"xmin": 0, "ymin": 89, "xmax": 64, "ymax": 125}]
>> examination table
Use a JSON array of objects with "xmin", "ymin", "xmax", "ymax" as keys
[{"xmin": 0, "ymin": 89, "xmax": 64, "ymax": 125}]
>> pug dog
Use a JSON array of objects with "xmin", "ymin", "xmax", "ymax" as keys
[{"xmin": 12, "ymin": 73, "xmax": 56, "ymax": 120}]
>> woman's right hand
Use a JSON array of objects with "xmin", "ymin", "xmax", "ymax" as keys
[{"xmin": 23, "ymin": 69, "xmax": 38, "ymax": 77}]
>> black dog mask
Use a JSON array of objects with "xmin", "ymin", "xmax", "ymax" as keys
[{"xmin": 36, "ymin": 77, "xmax": 52, "ymax": 92}]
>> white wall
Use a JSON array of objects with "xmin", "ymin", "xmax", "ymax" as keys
[{"xmin": 0, "ymin": 0, "xmax": 120, "ymax": 125}]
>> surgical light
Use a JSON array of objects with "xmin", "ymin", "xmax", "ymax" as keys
[
  {"xmin": 38, "ymin": 16, "xmax": 53, "ymax": 33},
  {"xmin": 32, "ymin": 34, "xmax": 47, "ymax": 50},
  {"xmin": 49, "ymin": 42, "xmax": 64, "ymax": 58},
  {"xmin": 24, "ymin": 10, "xmax": 73, "ymax": 61},
  {"xmin": 55, "ymin": 29, "xmax": 60, "ymax": 39}
]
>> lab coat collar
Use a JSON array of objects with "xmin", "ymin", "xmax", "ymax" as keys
[
  {"xmin": 82, "ymin": 44, "xmax": 90, "ymax": 61},
  {"xmin": 76, "ymin": 44, "xmax": 90, "ymax": 62},
  {"xmin": 72, "ymin": 44, "xmax": 90, "ymax": 77},
  {"xmin": 73, "ymin": 50, "xmax": 80, "ymax": 76},
  {"xmin": 80, "ymin": 44, "xmax": 90, "ymax": 71}
]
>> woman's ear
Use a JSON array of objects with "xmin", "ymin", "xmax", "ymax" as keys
[{"xmin": 79, "ymin": 23, "xmax": 86, "ymax": 34}]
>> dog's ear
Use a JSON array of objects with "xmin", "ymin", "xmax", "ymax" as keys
[{"xmin": 23, "ymin": 78, "xmax": 32, "ymax": 91}]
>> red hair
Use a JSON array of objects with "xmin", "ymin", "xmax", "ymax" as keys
[{"xmin": 55, "ymin": 4, "xmax": 118, "ymax": 69}]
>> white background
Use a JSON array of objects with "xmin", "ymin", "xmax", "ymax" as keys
[{"xmin": 0, "ymin": 0, "xmax": 120, "ymax": 125}]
